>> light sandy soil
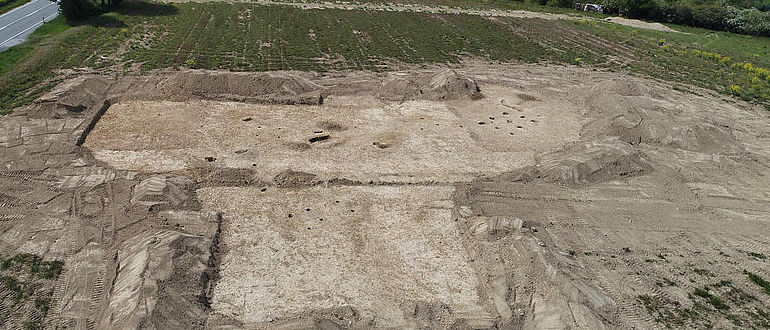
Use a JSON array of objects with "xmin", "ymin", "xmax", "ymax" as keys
[
  {"xmin": 1, "ymin": 63, "xmax": 769, "ymax": 328},
  {"xmin": 84, "ymin": 86, "xmax": 579, "ymax": 182},
  {"xmin": 198, "ymin": 185, "xmax": 491, "ymax": 327},
  {"xmin": 605, "ymin": 16, "xmax": 679, "ymax": 32}
]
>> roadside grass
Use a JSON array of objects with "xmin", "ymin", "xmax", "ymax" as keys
[
  {"xmin": 0, "ymin": 16, "xmax": 71, "ymax": 77},
  {"xmin": 0, "ymin": 0, "xmax": 28, "ymax": 15},
  {"xmin": 1, "ymin": 1, "xmax": 770, "ymax": 114}
]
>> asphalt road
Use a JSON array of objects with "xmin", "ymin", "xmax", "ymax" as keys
[{"xmin": 0, "ymin": 0, "xmax": 59, "ymax": 52}]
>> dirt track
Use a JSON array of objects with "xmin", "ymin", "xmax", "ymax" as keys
[
  {"xmin": 1, "ymin": 63, "xmax": 769, "ymax": 328},
  {"xmin": 158, "ymin": 0, "xmax": 681, "ymax": 32}
]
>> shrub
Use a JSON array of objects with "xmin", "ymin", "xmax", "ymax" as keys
[
  {"xmin": 598, "ymin": 0, "xmax": 770, "ymax": 36},
  {"xmin": 58, "ymin": 0, "xmax": 123, "ymax": 21},
  {"xmin": 553, "ymin": 0, "xmax": 576, "ymax": 9},
  {"xmin": 59, "ymin": 0, "xmax": 99, "ymax": 21},
  {"xmin": 727, "ymin": 8, "xmax": 770, "ymax": 36},
  {"xmin": 624, "ymin": 0, "xmax": 661, "ymax": 18}
]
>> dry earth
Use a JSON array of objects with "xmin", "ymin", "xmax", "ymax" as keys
[
  {"xmin": 1, "ymin": 63, "xmax": 769, "ymax": 329},
  {"xmin": 604, "ymin": 17, "xmax": 679, "ymax": 32}
]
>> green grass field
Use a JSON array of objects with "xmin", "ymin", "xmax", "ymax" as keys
[
  {"xmin": 1, "ymin": 1, "xmax": 769, "ymax": 114},
  {"xmin": 0, "ymin": 0, "xmax": 29, "ymax": 15}
]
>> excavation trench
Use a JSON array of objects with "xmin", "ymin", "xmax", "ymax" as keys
[{"xmin": 3, "ymin": 64, "xmax": 770, "ymax": 329}]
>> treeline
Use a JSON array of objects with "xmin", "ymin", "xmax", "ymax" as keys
[
  {"xmin": 606, "ymin": 0, "xmax": 770, "ymax": 36},
  {"xmin": 549, "ymin": 0, "xmax": 770, "ymax": 36},
  {"xmin": 59, "ymin": 0, "xmax": 122, "ymax": 21}
]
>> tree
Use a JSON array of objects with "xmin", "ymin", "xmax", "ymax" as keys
[
  {"xmin": 623, "ymin": 0, "xmax": 660, "ymax": 18},
  {"xmin": 58, "ymin": 0, "xmax": 98, "ymax": 21},
  {"xmin": 56, "ymin": 0, "xmax": 121, "ymax": 21}
]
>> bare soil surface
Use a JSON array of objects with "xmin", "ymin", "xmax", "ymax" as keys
[
  {"xmin": 1, "ymin": 62, "xmax": 769, "ymax": 329},
  {"xmin": 604, "ymin": 16, "xmax": 679, "ymax": 32}
]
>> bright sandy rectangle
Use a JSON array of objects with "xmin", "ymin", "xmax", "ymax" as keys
[{"xmin": 197, "ymin": 185, "xmax": 489, "ymax": 327}]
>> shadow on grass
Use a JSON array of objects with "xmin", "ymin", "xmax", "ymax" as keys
[
  {"xmin": 71, "ymin": 1, "xmax": 177, "ymax": 28},
  {"xmin": 79, "ymin": 14, "xmax": 128, "ymax": 28},
  {"xmin": 113, "ymin": 1, "xmax": 177, "ymax": 16}
]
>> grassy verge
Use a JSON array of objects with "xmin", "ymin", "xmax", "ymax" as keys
[
  {"xmin": 0, "ymin": 0, "xmax": 29, "ymax": 15},
  {"xmin": 1, "ymin": 1, "xmax": 769, "ymax": 115},
  {"xmin": 0, "ymin": 16, "xmax": 71, "ymax": 77}
]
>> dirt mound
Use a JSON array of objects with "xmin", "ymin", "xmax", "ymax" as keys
[
  {"xmin": 605, "ymin": 17, "xmax": 680, "ymax": 33},
  {"xmin": 99, "ymin": 230, "xmax": 216, "ymax": 329},
  {"xmin": 498, "ymin": 137, "xmax": 651, "ymax": 186},
  {"xmin": 425, "ymin": 69, "xmax": 481, "ymax": 100},
  {"xmin": 130, "ymin": 175, "xmax": 196, "ymax": 208},
  {"xmin": 273, "ymin": 170, "xmax": 321, "ymax": 188},
  {"xmin": 377, "ymin": 76, "xmax": 422, "ymax": 102},
  {"xmin": 377, "ymin": 69, "xmax": 481, "ymax": 101},
  {"xmin": 24, "ymin": 76, "xmax": 113, "ymax": 119},
  {"xmin": 158, "ymin": 71, "xmax": 324, "ymax": 105},
  {"xmin": 583, "ymin": 80, "xmax": 743, "ymax": 154},
  {"xmin": 199, "ymin": 168, "xmax": 264, "ymax": 187},
  {"xmin": 537, "ymin": 137, "xmax": 651, "ymax": 186}
]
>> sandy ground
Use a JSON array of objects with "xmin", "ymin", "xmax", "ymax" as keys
[
  {"xmin": 1, "ymin": 63, "xmax": 769, "ymax": 328},
  {"xmin": 198, "ymin": 185, "xmax": 491, "ymax": 327},
  {"xmin": 84, "ymin": 85, "xmax": 580, "ymax": 182},
  {"xmin": 605, "ymin": 16, "xmax": 679, "ymax": 32}
]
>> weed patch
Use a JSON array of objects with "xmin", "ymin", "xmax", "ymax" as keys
[
  {"xmin": 694, "ymin": 287, "xmax": 730, "ymax": 310},
  {"xmin": 638, "ymin": 294, "xmax": 699, "ymax": 328},
  {"xmin": 0, "ymin": 254, "xmax": 63, "ymax": 329},
  {"xmin": 745, "ymin": 270, "xmax": 770, "ymax": 296}
]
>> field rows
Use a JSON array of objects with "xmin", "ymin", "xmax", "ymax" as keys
[
  {"xmin": 122, "ymin": 4, "xmax": 528, "ymax": 71},
  {"xmin": 1, "ymin": 1, "xmax": 769, "ymax": 114}
]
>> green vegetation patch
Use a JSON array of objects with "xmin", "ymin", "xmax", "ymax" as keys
[
  {"xmin": 745, "ymin": 270, "xmax": 770, "ymax": 296},
  {"xmin": 2, "ymin": 1, "xmax": 770, "ymax": 115},
  {"xmin": 0, "ymin": 253, "xmax": 64, "ymax": 329},
  {"xmin": 694, "ymin": 287, "xmax": 730, "ymax": 310},
  {"xmin": 0, "ymin": 0, "xmax": 28, "ymax": 15},
  {"xmin": 638, "ymin": 294, "xmax": 699, "ymax": 328},
  {"xmin": 0, "ymin": 253, "xmax": 64, "ymax": 280}
]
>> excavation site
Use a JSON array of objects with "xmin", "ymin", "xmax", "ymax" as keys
[{"xmin": 1, "ymin": 62, "xmax": 770, "ymax": 329}]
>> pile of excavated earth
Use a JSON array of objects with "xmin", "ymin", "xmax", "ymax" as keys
[{"xmin": 1, "ymin": 62, "xmax": 769, "ymax": 329}]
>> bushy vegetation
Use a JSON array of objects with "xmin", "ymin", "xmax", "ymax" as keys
[
  {"xmin": 358, "ymin": 0, "xmax": 770, "ymax": 35},
  {"xmin": 60, "ymin": 0, "xmax": 123, "ymax": 21},
  {"xmin": 609, "ymin": 0, "xmax": 770, "ymax": 36},
  {"xmin": 563, "ymin": 0, "xmax": 770, "ymax": 36}
]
